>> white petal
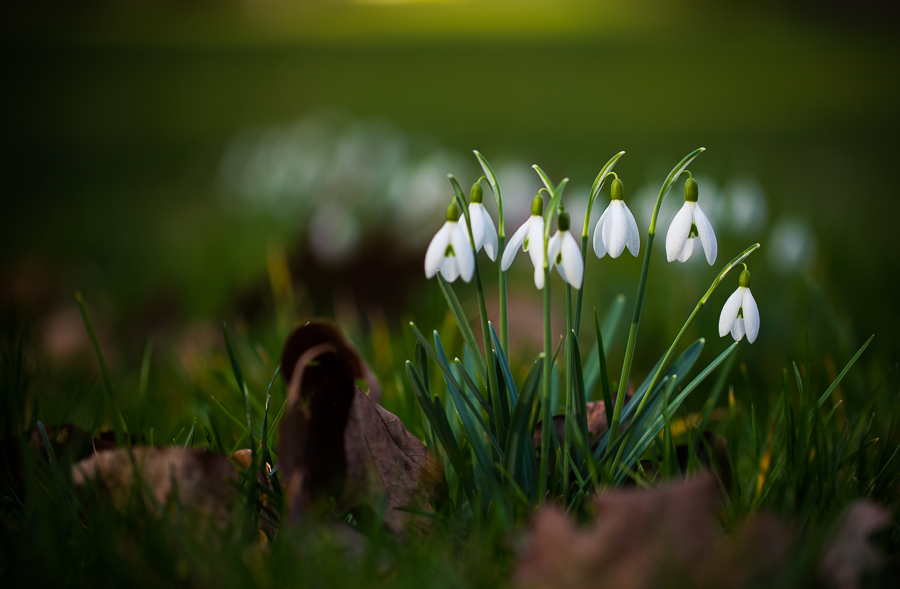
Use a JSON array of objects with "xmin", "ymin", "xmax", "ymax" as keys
[
  {"xmin": 693, "ymin": 203, "xmax": 718, "ymax": 265},
  {"xmin": 592, "ymin": 205, "xmax": 610, "ymax": 258},
  {"xmin": 718, "ymin": 287, "xmax": 744, "ymax": 337},
  {"xmin": 424, "ymin": 223, "xmax": 452, "ymax": 278},
  {"xmin": 547, "ymin": 232, "xmax": 561, "ymax": 268},
  {"xmin": 480, "ymin": 206, "xmax": 498, "ymax": 261},
  {"xmin": 604, "ymin": 201, "xmax": 629, "ymax": 258},
  {"xmin": 527, "ymin": 216, "xmax": 545, "ymax": 272},
  {"xmin": 533, "ymin": 265, "xmax": 545, "ymax": 290},
  {"xmin": 560, "ymin": 232, "xmax": 584, "ymax": 289},
  {"xmin": 676, "ymin": 237, "xmax": 696, "ymax": 262},
  {"xmin": 439, "ymin": 256, "xmax": 459, "ymax": 282},
  {"xmin": 501, "ymin": 220, "xmax": 529, "ymax": 270},
  {"xmin": 731, "ymin": 318, "xmax": 746, "ymax": 342},
  {"xmin": 467, "ymin": 203, "xmax": 486, "ymax": 252},
  {"xmin": 622, "ymin": 201, "xmax": 641, "ymax": 257},
  {"xmin": 450, "ymin": 223, "xmax": 475, "ymax": 283},
  {"xmin": 742, "ymin": 288, "xmax": 760, "ymax": 344},
  {"xmin": 666, "ymin": 202, "xmax": 693, "ymax": 263}
]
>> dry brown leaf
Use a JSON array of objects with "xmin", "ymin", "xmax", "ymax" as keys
[
  {"xmin": 72, "ymin": 447, "xmax": 239, "ymax": 528},
  {"xmin": 517, "ymin": 473, "xmax": 800, "ymax": 589},
  {"xmin": 516, "ymin": 474, "xmax": 722, "ymax": 589},
  {"xmin": 279, "ymin": 322, "xmax": 446, "ymax": 536},
  {"xmin": 280, "ymin": 319, "xmax": 382, "ymax": 403},
  {"xmin": 818, "ymin": 500, "xmax": 892, "ymax": 589}
]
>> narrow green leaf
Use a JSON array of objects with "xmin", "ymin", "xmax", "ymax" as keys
[
  {"xmin": 473, "ymin": 150, "xmax": 504, "ymax": 236},
  {"xmin": 614, "ymin": 342, "xmax": 739, "ymax": 480},
  {"xmin": 489, "ymin": 322, "xmax": 518, "ymax": 409},
  {"xmin": 223, "ymin": 324, "xmax": 255, "ymax": 459},
  {"xmin": 406, "ymin": 361, "xmax": 475, "ymax": 506},
  {"xmin": 436, "ymin": 275, "xmax": 488, "ymax": 382},
  {"xmin": 817, "ymin": 335, "xmax": 874, "ymax": 408},
  {"xmin": 583, "ymin": 294, "xmax": 627, "ymax": 398}
]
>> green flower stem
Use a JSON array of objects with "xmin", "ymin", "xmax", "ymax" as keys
[
  {"xmin": 606, "ymin": 242, "xmax": 761, "ymax": 475},
  {"xmin": 449, "ymin": 175, "xmax": 506, "ymax": 443},
  {"xmin": 563, "ymin": 284, "xmax": 574, "ymax": 504},
  {"xmin": 607, "ymin": 148, "xmax": 705, "ymax": 449},
  {"xmin": 499, "ymin": 237, "xmax": 509, "ymax": 354},
  {"xmin": 474, "ymin": 151, "xmax": 509, "ymax": 353},
  {"xmin": 574, "ymin": 151, "xmax": 625, "ymax": 338},
  {"xmin": 538, "ymin": 267, "xmax": 552, "ymax": 501},
  {"xmin": 632, "ymin": 243, "xmax": 761, "ymax": 420}
]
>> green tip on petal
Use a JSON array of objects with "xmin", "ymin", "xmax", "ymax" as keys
[
  {"xmin": 531, "ymin": 194, "xmax": 544, "ymax": 217},
  {"xmin": 470, "ymin": 182, "xmax": 483, "ymax": 204},
  {"xmin": 447, "ymin": 199, "xmax": 461, "ymax": 221},
  {"xmin": 739, "ymin": 268, "xmax": 751, "ymax": 288},
  {"xmin": 685, "ymin": 177, "xmax": 699, "ymax": 202},
  {"xmin": 611, "ymin": 178, "xmax": 625, "ymax": 201}
]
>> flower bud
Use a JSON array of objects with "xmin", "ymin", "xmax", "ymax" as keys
[
  {"xmin": 558, "ymin": 210, "xmax": 571, "ymax": 232},
  {"xmin": 739, "ymin": 268, "xmax": 751, "ymax": 288},
  {"xmin": 447, "ymin": 200, "xmax": 461, "ymax": 222},
  {"xmin": 470, "ymin": 182, "xmax": 483, "ymax": 204},
  {"xmin": 531, "ymin": 195, "xmax": 544, "ymax": 217},
  {"xmin": 611, "ymin": 178, "xmax": 625, "ymax": 201},
  {"xmin": 685, "ymin": 177, "xmax": 699, "ymax": 202}
]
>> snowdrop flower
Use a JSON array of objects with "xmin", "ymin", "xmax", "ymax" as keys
[
  {"xmin": 666, "ymin": 177, "xmax": 717, "ymax": 265},
  {"xmin": 458, "ymin": 182, "xmax": 498, "ymax": 261},
  {"xmin": 548, "ymin": 209, "xmax": 583, "ymax": 289},
  {"xmin": 424, "ymin": 200, "xmax": 474, "ymax": 283},
  {"xmin": 592, "ymin": 178, "xmax": 640, "ymax": 259},
  {"xmin": 719, "ymin": 268, "xmax": 759, "ymax": 343},
  {"xmin": 501, "ymin": 195, "xmax": 547, "ymax": 289}
]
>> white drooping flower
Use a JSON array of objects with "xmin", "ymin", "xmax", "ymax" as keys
[
  {"xmin": 458, "ymin": 183, "xmax": 498, "ymax": 261},
  {"xmin": 501, "ymin": 195, "xmax": 547, "ymax": 289},
  {"xmin": 666, "ymin": 177, "xmax": 717, "ymax": 265},
  {"xmin": 424, "ymin": 200, "xmax": 475, "ymax": 283},
  {"xmin": 719, "ymin": 268, "xmax": 759, "ymax": 343},
  {"xmin": 548, "ymin": 210, "xmax": 584, "ymax": 289},
  {"xmin": 592, "ymin": 178, "xmax": 640, "ymax": 259}
]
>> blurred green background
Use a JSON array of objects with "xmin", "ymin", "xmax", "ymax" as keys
[{"xmin": 3, "ymin": 0, "xmax": 899, "ymax": 427}]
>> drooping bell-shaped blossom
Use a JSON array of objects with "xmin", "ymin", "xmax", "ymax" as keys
[
  {"xmin": 424, "ymin": 200, "xmax": 475, "ymax": 283},
  {"xmin": 548, "ymin": 209, "xmax": 584, "ymax": 289},
  {"xmin": 666, "ymin": 177, "xmax": 717, "ymax": 265},
  {"xmin": 593, "ymin": 178, "xmax": 640, "ymax": 259},
  {"xmin": 501, "ymin": 194, "xmax": 547, "ymax": 289},
  {"xmin": 458, "ymin": 182, "xmax": 498, "ymax": 261},
  {"xmin": 719, "ymin": 268, "xmax": 759, "ymax": 343}
]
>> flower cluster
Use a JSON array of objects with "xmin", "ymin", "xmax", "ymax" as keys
[{"xmin": 424, "ymin": 162, "xmax": 759, "ymax": 343}]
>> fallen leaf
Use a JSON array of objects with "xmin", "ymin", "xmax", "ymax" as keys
[
  {"xmin": 279, "ymin": 322, "xmax": 446, "ymax": 536},
  {"xmin": 517, "ymin": 473, "xmax": 800, "ymax": 589},
  {"xmin": 818, "ymin": 500, "xmax": 892, "ymax": 589},
  {"xmin": 516, "ymin": 474, "xmax": 722, "ymax": 589},
  {"xmin": 72, "ymin": 447, "xmax": 239, "ymax": 528},
  {"xmin": 280, "ymin": 320, "xmax": 382, "ymax": 403}
]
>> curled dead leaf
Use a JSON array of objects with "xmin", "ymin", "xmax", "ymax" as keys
[
  {"xmin": 72, "ymin": 447, "xmax": 239, "ymax": 529},
  {"xmin": 280, "ymin": 320, "xmax": 382, "ymax": 403},
  {"xmin": 279, "ymin": 322, "xmax": 446, "ymax": 536},
  {"xmin": 818, "ymin": 500, "xmax": 892, "ymax": 589},
  {"xmin": 517, "ymin": 473, "xmax": 800, "ymax": 589}
]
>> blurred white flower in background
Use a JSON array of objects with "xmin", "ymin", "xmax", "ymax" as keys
[
  {"xmin": 768, "ymin": 216, "xmax": 817, "ymax": 273},
  {"xmin": 219, "ymin": 111, "xmax": 471, "ymax": 264},
  {"xmin": 724, "ymin": 178, "xmax": 768, "ymax": 234}
]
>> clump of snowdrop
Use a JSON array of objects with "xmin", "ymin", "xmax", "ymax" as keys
[
  {"xmin": 719, "ymin": 267, "xmax": 760, "ymax": 343},
  {"xmin": 459, "ymin": 182, "xmax": 498, "ymax": 261},
  {"xmin": 666, "ymin": 177, "xmax": 718, "ymax": 265},
  {"xmin": 424, "ymin": 200, "xmax": 475, "ymax": 283},
  {"xmin": 593, "ymin": 178, "xmax": 640, "ymax": 259},
  {"xmin": 502, "ymin": 195, "xmax": 547, "ymax": 289},
  {"xmin": 548, "ymin": 209, "xmax": 584, "ymax": 289}
]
